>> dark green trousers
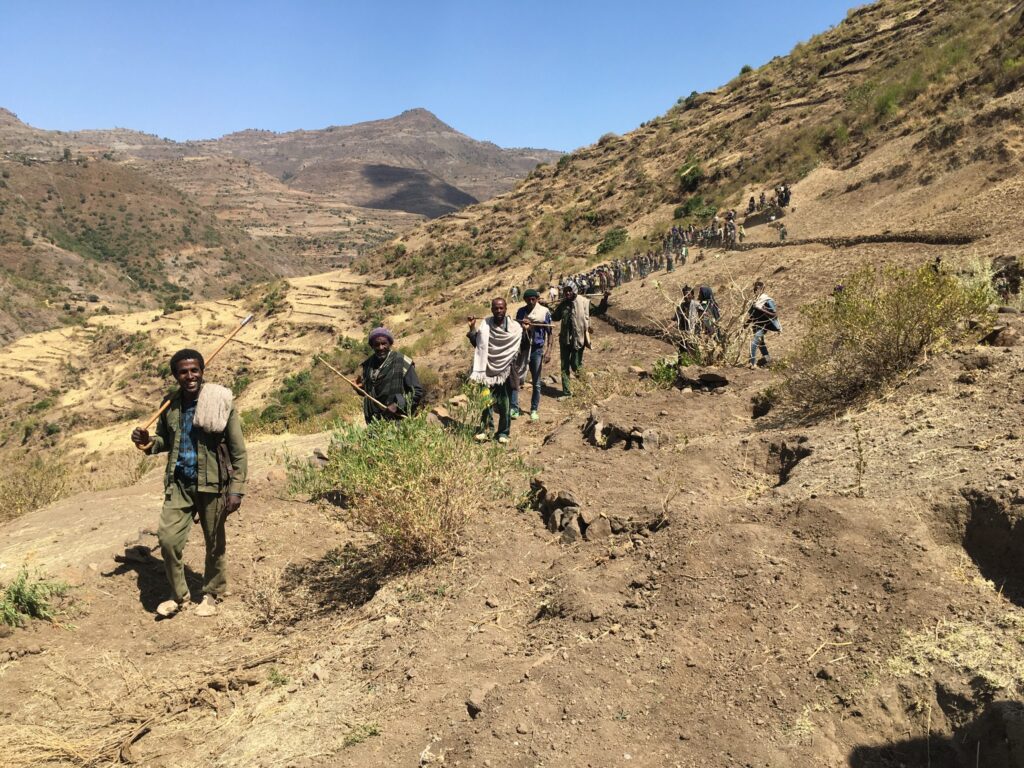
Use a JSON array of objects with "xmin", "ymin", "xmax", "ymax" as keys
[
  {"xmin": 560, "ymin": 343, "xmax": 585, "ymax": 395},
  {"xmin": 158, "ymin": 479, "xmax": 227, "ymax": 602},
  {"xmin": 481, "ymin": 379, "xmax": 513, "ymax": 438}
]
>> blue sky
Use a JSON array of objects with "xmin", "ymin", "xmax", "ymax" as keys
[{"xmin": 0, "ymin": 1, "xmax": 859, "ymax": 152}]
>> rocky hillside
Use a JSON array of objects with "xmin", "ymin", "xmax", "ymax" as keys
[
  {"xmin": 0, "ymin": 156, "xmax": 289, "ymax": 342},
  {"xmin": 3, "ymin": 1, "xmax": 1024, "ymax": 766},
  {"xmin": 379, "ymin": 0, "xmax": 1024, "ymax": 287}
]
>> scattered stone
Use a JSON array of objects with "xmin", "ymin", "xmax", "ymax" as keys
[
  {"xmin": 448, "ymin": 394, "xmax": 469, "ymax": 407},
  {"xmin": 584, "ymin": 517, "xmax": 613, "ymax": 541},
  {"xmin": 579, "ymin": 508, "xmax": 599, "ymax": 526},
  {"xmin": 466, "ymin": 681, "xmax": 498, "ymax": 718},
  {"xmin": 516, "ymin": 722, "xmax": 530, "ymax": 735},
  {"xmin": 561, "ymin": 516, "xmax": 583, "ymax": 544},
  {"xmin": 309, "ymin": 663, "xmax": 329, "ymax": 683},
  {"xmin": 485, "ymin": 597, "xmax": 499, "ymax": 609},
  {"xmin": 981, "ymin": 325, "xmax": 1021, "ymax": 347},
  {"xmin": 266, "ymin": 467, "xmax": 289, "ymax": 484},
  {"xmin": 546, "ymin": 508, "xmax": 563, "ymax": 533},
  {"xmin": 640, "ymin": 429, "xmax": 660, "ymax": 450}
]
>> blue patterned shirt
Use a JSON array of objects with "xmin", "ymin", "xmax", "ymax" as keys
[{"xmin": 174, "ymin": 398, "xmax": 199, "ymax": 483}]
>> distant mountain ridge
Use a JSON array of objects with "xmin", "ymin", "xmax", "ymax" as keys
[{"xmin": 0, "ymin": 108, "xmax": 562, "ymax": 217}]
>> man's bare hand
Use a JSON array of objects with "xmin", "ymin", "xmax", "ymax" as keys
[
  {"xmin": 223, "ymin": 494, "xmax": 242, "ymax": 515},
  {"xmin": 131, "ymin": 428, "xmax": 150, "ymax": 448},
  {"xmin": 387, "ymin": 403, "xmax": 399, "ymax": 414}
]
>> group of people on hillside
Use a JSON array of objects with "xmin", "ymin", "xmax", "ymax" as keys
[
  {"xmin": 466, "ymin": 285, "xmax": 609, "ymax": 442},
  {"xmin": 673, "ymin": 280, "xmax": 780, "ymax": 367},
  {"xmin": 126, "ymin": 180, "xmax": 796, "ymax": 622},
  {"xmin": 746, "ymin": 184, "xmax": 792, "ymax": 214}
]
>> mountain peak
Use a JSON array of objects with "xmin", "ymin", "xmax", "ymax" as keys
[{"xmin": 393, "ymin": 108, "xmax": 451, "ymax": 130}]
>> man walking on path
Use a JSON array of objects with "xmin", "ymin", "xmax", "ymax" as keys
[
  {"xmin": 355, "ymin": 327, "xmax": 424, "ymax": 423},
  {"xmin": 512, "ymin": 289, "xmax": 552, "ymax": 421},
  {"xmin": 468, "ymin": 298, "xmax": 527, "ymax": 444},
  {"xmin": 131, "ymin": 349, "xmax": 247, "ymax": 618},
  {"xmin": 747, "ymin": 281, "xmax": 781, "ymax": 368},
  {"xmin": 550, "ymin": 285, "xmax": 609, "ymax": 400}
]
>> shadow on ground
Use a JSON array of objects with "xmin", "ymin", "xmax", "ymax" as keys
[
  {"xmin": 103, "ymin": 547, "xmax": 203, "ymax": 613},
  {"xmin": 282, "ymin": 543, "xmax": 386, "ymax": 612},
  {"xmin": 849, "ymin": 700, "xmax": 1024, "ymax": 768}
]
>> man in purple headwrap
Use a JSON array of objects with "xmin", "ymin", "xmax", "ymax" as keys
[{"xmin": 355, "ymin": 327, "xmax": 424, "ymax": 423}]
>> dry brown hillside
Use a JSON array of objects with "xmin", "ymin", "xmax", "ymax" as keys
[
  {"xmin": 375, "ymin": 0, "xmax": 1023, "ymax": 287},
  {"xmin": 0, "ymin": 156, "xmax": 292, "ymax": 342},
  {"xmin": 3, "ymin": 1, "xmax": 1024, "ymax": 766}
]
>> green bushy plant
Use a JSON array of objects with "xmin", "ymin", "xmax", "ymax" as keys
[
  {"xmin": 1, "ymin": 568, "xmax": 70, "ymax": 627},
  {"xmin": 785, "ymin": 264, "xmax": 992, "ymax": 416},
  {"xmin": 289, "ymin": 412, "xmax": 526, "ymax": 570}
]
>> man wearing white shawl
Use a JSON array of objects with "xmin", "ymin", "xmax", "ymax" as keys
[
  {"xmin": 746, "ymin": 280, "xmax": 781, "ymax": 368},
  {"xmin": 467, "ymin": 298, "xmax": 528, "ymax": 443}
]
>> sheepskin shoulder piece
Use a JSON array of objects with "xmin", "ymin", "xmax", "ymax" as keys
[{"xmin": 193, "ymin": 384, "xmax": 233, "ymax": 433}]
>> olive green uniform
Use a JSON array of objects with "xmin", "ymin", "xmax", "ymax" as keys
[{"xmin": 146, "ymin": 391, "xmax": 247, "ymax": 603}]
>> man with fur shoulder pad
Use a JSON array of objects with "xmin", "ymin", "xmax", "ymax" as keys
[{"xmin": 131, "ymin": 348, "xmax": 247, "ymax": 618}]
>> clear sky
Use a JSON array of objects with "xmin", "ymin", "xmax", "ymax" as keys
[{"xmin": 0, "ymin": 0, "xmax": 860, "ymax": 152}]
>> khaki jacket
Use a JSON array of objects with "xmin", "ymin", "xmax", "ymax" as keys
[{"xmin": 147, "ymin": 389, "xmax": 247, "ymax": 496}]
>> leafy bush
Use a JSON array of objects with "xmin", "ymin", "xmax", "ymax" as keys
[
  {"xmin": 290, "ymin": 414, "xmax": 526, "ymax": 571},
  {"xmin": 1, "ymin": 568, "xmax": 70, "ymax": 627},
  {"xmin": 597, "ymin": 227, "xmax": 628, "ymax": 255},
  {"xmin": 677, "ymin": 163, "xmax": 704, "ymax": 194},
  {"xmin": 740, "ymin": 64, "xmax": 753, "ymax": 75},
  {"xmin": 650, "ymin": 357, "xmax": 678, "ymax": 388},
  {"xmin": 785, "ymin": 264, "xmax": 992, "ymax": 416}
]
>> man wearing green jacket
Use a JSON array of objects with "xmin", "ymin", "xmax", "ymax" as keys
[{"xmin": 131, "ymin": 348, "xmax": 247, "ymax": 618}]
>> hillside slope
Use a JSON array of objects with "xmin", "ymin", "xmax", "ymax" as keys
[
  {"xmin": 0, "ymin": 156, "xmax": 292, "ymax": 342},
  {"xmin": 3, "ymin": 1, "xmax": 1024, "ymax": 766},
  {"xmin": 377, "ymin": 0, "xmax": 1023, "ymax": 287}
]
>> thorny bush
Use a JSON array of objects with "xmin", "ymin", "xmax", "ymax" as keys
[{"xmin": 785, "ymin": 264, "xmax": 991, "ymax": 417}]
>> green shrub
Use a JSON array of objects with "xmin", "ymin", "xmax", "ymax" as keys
[
  {"xmin": 785, "ymin": 264, "xmax": 992, "ymax": 416},
  {"xmin": 1, "ymin": 568, "xmax": 70, "ymax": 627},
  {"xmin": 0, "ymin": 454, "xmax": 69, "ymax": 523},
  {"xmin": 289, "ymin": 413, "xmax": 526, "ymax": 570},
  {"xmin": 677, "ymin": 163, "xmax": 704, "ymax": 194},
  {"xmin": 740, "ymin": 64, "xmax": 753, "ymax": 75},
  {"xmin": 650, "ymin": 357, "xmax": 677, "ymax": 388},
  {"xmin": 597, "ymin": 227, "xmax": 628, "ymax": 255}
]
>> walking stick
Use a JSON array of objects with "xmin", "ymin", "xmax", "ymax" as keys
[
  {"xmin": 314, "ymin": 355, "xmax": 390, "ymax": 411},
  {"xmin": 134, "ymin": 314, "xmax": 254, "ymax": 450}
]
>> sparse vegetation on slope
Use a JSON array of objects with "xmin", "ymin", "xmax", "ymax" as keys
[
  {"xmin": 1, "ymin": 567, "xmax": 69, "ymax": 627},
  {"xmin": 784, "ymin": 262, "xmax": 992, "ymax": 417}
]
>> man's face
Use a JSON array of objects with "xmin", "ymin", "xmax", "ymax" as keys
[
  {"xmin": 174, "ymin": 358, "xmax": 204, "ymax": 397},
  {"xmin": 563, "ymin": 288, "xmax": 575, "ymax": 301},
  {"xmin": 491, "ymin": 299, "xmax": 507, "ymax": 322},
  {"xmin": 526, "ymin": 295, "xmax": 539, "ymax": 309},
  {"xmin": 370, "ymin": 336, "xmax": 392, "ymax": 360}
]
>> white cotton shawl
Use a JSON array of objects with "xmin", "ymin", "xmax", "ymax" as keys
[
  {"xmin": 470, "ymin": 317, "xmax": 523, "ymax": 386},
  {"xmin": 193, "ymin": 383, "xmax": 233, "ymax": 433}
]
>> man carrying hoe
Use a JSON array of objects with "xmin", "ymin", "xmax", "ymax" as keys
[
  {"xmin": 355, "ymin": 327, "xmax": 424, "ymax": 423},
  {"xmin": 131, "ymin": 349, "xmax": 247, "ymax": 618}
]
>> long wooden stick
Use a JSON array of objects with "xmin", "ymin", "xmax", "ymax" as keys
[
  {"xmin": 314, "ymin": 355, "xmax": 390, "ymax": 411},
  {"xmin": 134, "ymin": 314, "xmax": 254, "ymax": 450}
]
